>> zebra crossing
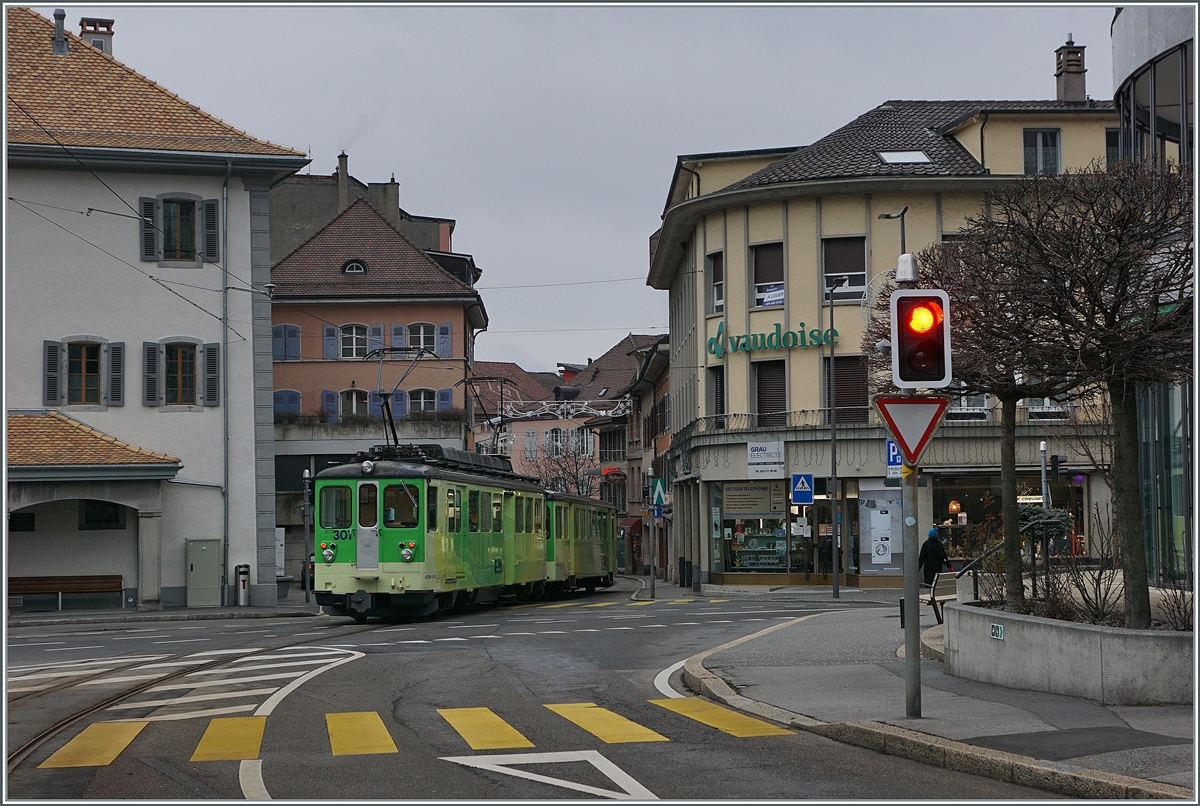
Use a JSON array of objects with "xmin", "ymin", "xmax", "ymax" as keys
[{"xmin": 37, "ymin": 697, "xmax": 792, "ymax": 769}]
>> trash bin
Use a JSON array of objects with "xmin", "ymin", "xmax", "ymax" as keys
[{"xmin": 235, "ymin": 564, "xmax": 250, "ymax": 607}]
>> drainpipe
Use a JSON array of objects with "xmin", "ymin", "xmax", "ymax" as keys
[
  {"xmin": 678, "ymin": 163, "xmax": 700, "ymax": 199},
  {"xmin": 221, "ymin": 159, "xmax": 232, "ymax": 605},
  {"xmin": 979, "ymin": 112, "xmax": 989, "ymax": 172}
]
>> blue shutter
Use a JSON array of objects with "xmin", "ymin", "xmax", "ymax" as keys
[
  {"xmin": 287, "ymin": 391, "xmax": 300, "ymax": 414},
  {"xmin": 369, "ymin": 324, "xmax": 384, "ymax": 355},
  {"xmin": 437, "ymin": 388, "xmax": 453, "ymax": 411},
  {"xmin": 200, "ymin": 199, "xmax": 220, "ymax": 262},
  {"xmin": 391, "ymin": 324, "xmax": 406, "ymax": 349},
  {"xmin": 143, "ymin": 342, "xmax": 160, "ymax": 406},
  {"xmin": 139, "ymin": 197, "xmax": 158, "ymax": 261},
  {"xmin": 273, "ymin": 390, "xmax": 287, "ymax": 413},
  {"xmin": 285, "ymin": 326, "xmax": 300, "ymax": 360},
  {"xmin": 202, "ymin": 343, "xmax": 220, "ymax": 406},
  {"xmin": 368, "ymin": 390, "xmax": 383, "ymax": 419},
  {"xmin": 436, "ymin": 322, "xmax": 452, "ymax": 358},
  {"xmin": 465, "ymin": 393, "xmax": 473, "ymax": 426},
  {"xmin": 108, "ymin": 342, "xmax": 124, "ymax": 406},
  {"xmin": 322, "ymin": 390, "xmax": 338, "ymax": 422},
  {"xmin": 393, "ymin": 389, "xmax": 407, "ymax": 419},
  {"xmin": 323, "ymin": 325, "xmax": 338, "ymax": 360},
  {"xmin": 272, "ymin": 325, "xmax": 285, "ymax": 360},
  {"xmin": 43, "ymin": 341, "xmax": 63, "ymax": 405}
]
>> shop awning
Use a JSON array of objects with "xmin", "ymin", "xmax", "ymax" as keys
[{"xmin": 619, "ymin": 516, "xmax": 642, "ymax": 537}]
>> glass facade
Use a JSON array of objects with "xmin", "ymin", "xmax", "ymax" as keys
[
  {"xmin": 1138, "ymin": 381, "xmax": 1193, "ymax": 586},
  {"xmin": 1114, "ymin": 41, "xmax": 1193, "ymax": 166}
]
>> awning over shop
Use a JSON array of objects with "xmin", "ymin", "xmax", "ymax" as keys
[{"xmin": 619, "ymin": 516, "xmax": 642, "ymax": 537}]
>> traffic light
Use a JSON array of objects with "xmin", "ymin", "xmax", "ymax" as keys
[
  {"xmin": 1051, "ymin": 455, "xmax": 1067, "ymax": 481},
  {"xmin": 890, "ymin": 289, "xmax": 952, "ymax": 388}
]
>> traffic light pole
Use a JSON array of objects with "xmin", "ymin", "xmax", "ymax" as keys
[{"xmin": 901, "ymin": 456, "xmax": 921, "ymax": 718}]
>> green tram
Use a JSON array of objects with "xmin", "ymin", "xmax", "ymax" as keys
[{"xmin": 313, "ymin": 443, "xmax": 614, "ymax": 621}]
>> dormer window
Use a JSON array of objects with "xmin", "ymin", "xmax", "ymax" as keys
[
  {"xmin": 342, "ymin": 260, "xmax": 366, "ymax": 274},
  {"xmin": 877, "ymin": 150, "xmax": 931, "ymax": 164}
]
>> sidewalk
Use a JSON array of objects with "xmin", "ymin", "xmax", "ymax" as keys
[
  {"xmin": 644, "ymin": 580, "xmax": 1195, "ymax": 799},
  {"xmin": 7, "ymin": 587, "xmax": 322, "ymax": 627}
]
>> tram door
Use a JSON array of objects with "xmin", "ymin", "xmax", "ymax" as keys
[{"xmin": 357, "ymin": 481, "xmax": 380, "ymax": 571}]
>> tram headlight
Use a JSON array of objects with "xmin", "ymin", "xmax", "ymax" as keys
[
  {"xmin": 400, "ymin": 548, "xmax": 414, "ymax": 562},
  {"xmin": 322, "ymin": 548, "xmax": 336, "ymax": 563},
  {"xmin": 361, "ymin": 460, "xmax": 375, "ymax": 474}
]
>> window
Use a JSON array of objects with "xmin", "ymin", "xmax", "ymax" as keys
[
  {"xmin": 162, "ymin": 200, "xmax": 196, "ymax": 260},
  {"xmin": 709, "ymin": 365, "xmax": 726, "ymax": 427},
  {"xmin": 383, "ymin": 484, "xmax": 420, "ymax": 528},
  {"xmin": 67, "ymin": 343, "xmax": 101, "ymax": 404},
  {"xmin": 572, "ymin": 426, "xmax": 594, "ymax": 455},
  {"xmin": 79, "ymin": 500, "xmax": 124, "ymax": 530},
  {"xmin": 409, "ymin": 389, "xmax": 436, "ymax": 413},
  {"xmin": 164, "ymin": 343, "xmax": 197, "ymax": 405},
  {"xmin": 877, "ymin": 150, "xmax": 931, "ymax": 163},
  {"xmin": 947, "ymin": 387, "xmax": 989, "ymax": 421},
  {"xmin": 1023, "ymin": 396, "xmax": 1068, "ymax": 420},
  {"xmin": 755, "ymin": 360, "xmax": 786, "ymax": 428},
  {"xmin": 822, "ymin": 237, "xmax": 866, "ymax": 300},
  {"xmin": 824, "ymin": 355, "xmax": 869, "ymax": 424},
  {"xmin": 1106, "ymin": 128, "xmax": 1121, "ymax": 167},
  {"xmin": 342, "ymin": 260, "xmax": 366, "ymax": 274},
  {"xmin": 493, "ymin": 497, "xmax": 503, "ymax": 532},
  {"xmin": 524, "ymin": 428, "xmax": 538, "ymax": 460},
  {"xmin": 751, "ymin": 243, "xmax": 784, "ymax": 308},
  {"xmin": 341, "ymin": 325, "xmax": 368, "ymax": 358},
  {"xmin": 480, "ymin": 491, "xmax": 493, "ymax": 533},
  {"xmin": 408, "ymin": 323, "xmax": 436, "ymax": 353},
  {"xmin": 599, "ymin": 481, "xmax": 627, "ymax": 512},
  {"xmin": 526, "ymin": 497, "xmax": 536, "ymax": 532},
  {"xmin": 272, "ymin": 325, "xmax": 301, "ymax": 360},
  {"xmin": 515, "ymin": 495, "xmax": 525, "ymax": 532},
  {"xmin": 320, "ymin": 486, "xmax": 352, "ymax": 529},
  {"xmin": 358, "ymin": 483, "xmax": 378, "ymax": 528},
  {"xmin": 341, "ymin": 389, "xmax": 369, "ymax": 416},
  {"xmin": 706, "ymin": 251, "xmax": 724, "ymax": 314},
  {"xmin": 546, "ymin": 427, "xmax": 566, "ymax": 457},
  {"xmin": 427, "ymin": 485, "xmax": 439, "ymax": 532},
  {"xmin": 446, "ymin": 488, "xmax": 461, "ymax": 533},
  {"xmin": 1023, "ymin": 129, "xmax": 1060, "ymax": 175},
  {"xmin": 468, "ymin": 491, "xmax": 481, "ymax": 532},
  {"xmin": 599, "ymin": 429, "xmax": 626, "ymax": 461}
]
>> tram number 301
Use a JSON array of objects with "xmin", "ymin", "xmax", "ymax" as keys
[{"xmin": 330, "ymin": 529, "xmax": 354, "ymax": 541}]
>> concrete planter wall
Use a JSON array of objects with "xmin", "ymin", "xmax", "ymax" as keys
[{"xmin": 944, "ymin": 602, "xmax": 1193, "ymax": 705}]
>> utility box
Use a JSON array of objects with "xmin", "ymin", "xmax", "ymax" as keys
[{"xmin": 186, "ymin": 540, "xmax": 222, "ymax": 607}]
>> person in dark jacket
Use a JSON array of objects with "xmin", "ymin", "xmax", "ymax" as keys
[{"xmin": 918, "ymin": 528, "xmax": 952, "ymax": 586}]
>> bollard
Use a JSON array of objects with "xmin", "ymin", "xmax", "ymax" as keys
[
  {"xmin": 684, "ymin": 560, "xmax": 693, "ymax": 589},
  {"xmin": 235, "ymin": 564, "xmax": 250, "ymax": 607}
]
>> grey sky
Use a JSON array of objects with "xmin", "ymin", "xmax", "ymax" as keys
[{"xmin": 35, "ymin": 4, "xmax": 1117, "ymax": 371}]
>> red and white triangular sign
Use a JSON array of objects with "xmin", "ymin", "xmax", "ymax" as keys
[{"xmin": 875, "ymin": 397, "xmax": 949, "ymax": 465}]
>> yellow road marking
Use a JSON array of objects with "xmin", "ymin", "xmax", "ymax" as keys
[
  {"xmin": 38, "ymin": 721, "xmax": 149, "ymax": 768},
  {"xmin": 326, "ymin": 712, "xmax": 398, "ymax": 756},
  {"xmin": 709, "ymin": 599, "xmax": 729, "ymax": 603},
  {"xmin": 650, "ymin": 697, "xmax": 793, "ymax": 737},
  {"xmin": 539, "ymin": 602, "xmax": 577, "ymax": 609},
  {"xmin": 670, "ymin": 599, "xmax": 694, "ymax": 604},
  {"xmin": 626, "ymin": 601, "xmax": 656, "ymax": 606},
  {"xmin": 438, "ymin": 707, "xmax": 534, "ymax": 750},
  {"xmin": 545, "ymin": 702, "xmax": 669, "ymax": 743},
  {"xmin": 190, "ymin": 716, "xmax": 267, "ymax": 761},
  {"xmin": 582, "ymin": 601, "xmax": 617, "ymax": 608}
]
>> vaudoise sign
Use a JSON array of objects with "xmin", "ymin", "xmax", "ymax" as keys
[{"xmin": 707, "ymin": 320, "xmax": 838, "ymax": 359}]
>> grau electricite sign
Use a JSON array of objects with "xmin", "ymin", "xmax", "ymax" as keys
[{"xmin": 706, "ymin": 320, "xmax": 838, "ymax": 358}]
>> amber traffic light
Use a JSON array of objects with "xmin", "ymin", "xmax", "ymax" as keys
[{"xmin": 890, "ymin": 289, "xmax": 951, "ymax": 388}]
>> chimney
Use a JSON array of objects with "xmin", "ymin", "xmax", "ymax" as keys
[
  {"xmin": 366, "ymin": 174, "xmax": 400, "ymax": 228},
  {"xmin": 337, "ymin": 151, "xmax": 349, "ymax": 213},
  {"xmin": 52, "ymin": 9, "xmax": 69, "ymax": 55},
  {"xmin": 79, "ymin": 17, "xmax": 114, "ymax": 55},
  {"xmin": 1055, "ymin": 35, "xmax": 1086, "ymax": 102}
]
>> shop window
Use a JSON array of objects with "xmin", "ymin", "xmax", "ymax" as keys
[
  {"xmin": 79, "ymin": 500, "xmax": 125, "ymax": 531},
  {"xmin": 706, "ymin": 251, "xmax": 724, "ymax": 314},
  {"xmin": 1023, "ymin": 129, "xmax": 1060, "ymax": 175},
  {"xmin": 719, "ymin": 480, "xmax": 789, "ymax": 573},
  {"xmin": 751, "ymin": 242, "xmax": 784, "ymax": 308},
  {"xmin": 822, "ymin": 237, "xmax": 866, "ymax": 300}
]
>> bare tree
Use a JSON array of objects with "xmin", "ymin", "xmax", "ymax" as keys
[{"xmin": 527, "ymin": 427, "xmax": 600, "ymax": 498}]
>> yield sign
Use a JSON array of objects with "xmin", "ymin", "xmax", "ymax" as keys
[
  {"xmin": 441, "ymin": 749, "xmax": 656, "ymax": 799},
  {"xmin": 875, "ymin": 397, "xmax": 949, "ymax": 465}
]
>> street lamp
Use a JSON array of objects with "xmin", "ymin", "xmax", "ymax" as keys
[
  {"xmin": 828, "ymin": 275, "xmax": 848, "ymax": 600},
  {"xmin": 878, "ymin": 207, "xmax": 909, "ymax": 255}
]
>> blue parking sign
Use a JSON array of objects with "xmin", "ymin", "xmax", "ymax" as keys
[
  {"xmin": 791, "ymin": 474, "xmax": 814, "ymax": 505},
  {"xmin": 886, "ymin": 439, "xmax": 902, "ymax": 478}
]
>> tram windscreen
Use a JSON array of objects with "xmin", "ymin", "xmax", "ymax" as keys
[
  {"xmin": 319, "ymin": 486, "xmax": 352, "ymax": 529},
  {"xmin": 383, "ymin": 484, "xmax": 420, "ymax": 529}
]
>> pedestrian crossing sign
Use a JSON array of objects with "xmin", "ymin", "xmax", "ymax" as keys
[{"xmin": 791, "ymin": 473, "xmax": 814, "ymax": 504}]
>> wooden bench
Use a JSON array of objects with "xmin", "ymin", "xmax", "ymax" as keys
[
  {"xmin": 9, "ymin": 575, "xmax": 124, "ymax": 610},
  {"xmin": 899, "ymin": 571, "xmax": 957, "ymax": 627}
]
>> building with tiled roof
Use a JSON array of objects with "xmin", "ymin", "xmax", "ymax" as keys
[
  {"xmin": 7, "ymin": 8, "xmax": 309, "ymax": 609},
  {"xmin": 645, "ymin": 36, "xmax": 1118, "ymax": 591}
]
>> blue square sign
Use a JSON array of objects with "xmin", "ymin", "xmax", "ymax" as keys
[{"xmin": 791, "ymin": 473, "xmax": 814, "ymax": 505}]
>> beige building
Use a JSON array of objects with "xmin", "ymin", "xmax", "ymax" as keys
[{"xmin": 647, "ymin": 39, "xmax": 1117, "ymax": 588}]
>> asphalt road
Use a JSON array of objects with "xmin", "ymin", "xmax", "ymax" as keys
[{"xmin": 8, "ymin": 582, "xmax": 1059, "ymax": 799}]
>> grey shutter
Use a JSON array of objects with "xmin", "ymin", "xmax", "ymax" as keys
[
  {"xmin": 755, "ymin": 360, "xmax": 786, "ymax": 427},
  {"xmin": 368, "ymin": 324, "xmax": 384, "ymax": 355},
  {"xmin": 436, "ymin": 322, "xmax": 452, "ymax": 358},
  {"xmin": 200, "ymin": 199, "xmax": 220, "ymax": 262},
  {"xmin": 393, "ymin": 389, "xmax": 407, "ymax": 420},
  {"xmin": 322, "ymin": 390, "xmax": 338, "ymax": 422},
  {"xmin": 43, "ymin": 341, "xmax": 64, "ymax": 405},
  {"xmin": 826, "ymin": 356, "xmax": 869, "ymax": 424},
  {"xmin": 272, "ymin": 325, "xmax": 285, "ymax": 360},
  {"xmin": 465, "ymin": 393, "xmax": 473, "ymax": 426},
  {"xmin": 285, "ymin": 326, "xmax": 300, "ymax": 360},
  {"xmin": 108, "ymin": 342, "xmax": 125, "ymax": 406},
  {"xmin": 139, "ymin": 197, "xmax": 158, "ymax": 261},
  {"xmin": 203, "ymin": 343, "xmax": 220, "ymax": 406},
  {"xmin": 323, "ymin": 325, "xmax": 338, "ymax": 360},
  {"xmin": 437, "ymin": 388, "xmax": 453, "ymax": 411},
  {"xmin": 391, "ymin": 324, "xmax": 406, "ymax": 349},
  {"xmin": 752, "ymin": 242, "xmax": 784, "ymax": 284},
  {"xmin": 368, "ymin": 390, "xmax": 383, "ymax": 419},
  {"xmin": 143, "ymin": 342, "xmax": 160, "ymax": 406}
]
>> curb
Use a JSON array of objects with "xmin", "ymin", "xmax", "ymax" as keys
[
  {"xmin": 680, "ymin": 623, "xmax": 1193, "ymax": 800},
  {"xmin": 7, "ymin": 609, "xmax": 320, "ymax": 628}
]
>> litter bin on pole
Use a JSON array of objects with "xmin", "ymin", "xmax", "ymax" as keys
[{"xmin": 235, "ymin": 564, "xmax": 250, "ymax": 606}]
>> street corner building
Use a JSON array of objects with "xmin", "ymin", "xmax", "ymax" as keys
[
  {"xmin": 645, "ymin": 36, "xmax": 1134, "ymax": 589},
  {"xmin": 6, "ymin": 7, "xmax": 310, "ymax": 609}
]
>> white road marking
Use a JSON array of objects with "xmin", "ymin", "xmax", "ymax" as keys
[
  {"xmin": 229, "ymin": 651, "xmax": 334, "ymax": 663},
  {"xmin": 606, "ymin": 627, "xmax": 635, "ymax": 630},
  {"xmin": 538, "ymin": 631, "xmax": 567, "ymax": 635},
  {"xmin": 110, "ymin": 704, "xmax": 257, "ymax": 723},
  {"xmin": 448, "ymin": 624, "xmax": 498, "ymax": 629},
  {"xmin": 654, "ymin": 660, "xmax": 687, "ymax": 699},
  {"xmin": 188, "ymin": 659, "xmax": 336, "ymax": 675},
  {"xmin": 78, "ymin": 673, "xmax": 171, "ymax": 685},
  {"xmin": 639, "ymin": 625, "xmax": 667, "ymax": 628},
  {"xmin": 573, "ymin": 629, "xmax": 601, "ymax": 632},
  {"xmin": 377, "ymin": 627, "xmax": 414, "ymax": 633},
  {"xmin": 8, "ymin": 654, "xmax": 168, "ymax": 673},
  {"xmin": 45, "ymin": 645, "xmax": 104, "ymax": 652},
  {"xmin": 13, "ymin": 641, "xmax": 65, "ymax": 647},
  {"xmin": 441, "ymin": 750, "xmax": 656, "ymax": 800},
  {"xmin": 150, "ymin": 671, "xmax": 307, "ymax": 691},
  {"xmin": 153, "ymin": 638, "xmax": 212, "ymax": 644},
  {"xmin": 502, "ymin": 632, "xmax": 536, "ymax": 636},
  {"xmin": 435, "ymin": 638, "xmax": 468, "ymax": 642},
  {"xmin": 674, "ymin": 622, "xmax": 700, "ymax": 625},
  {"xmin": 108, "ymin": 687, "xmax": 280, "ymax": 710},
  {"xmin": 192, "ymin": 648, "xmax": 262, "ymax": 656},
  {"xmin": 113, "ymin": 635, "xmax": 170, "ymax": 641}
]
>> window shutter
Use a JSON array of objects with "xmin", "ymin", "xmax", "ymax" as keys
[
  {"xmin": 272, "ymin": 325, "xmax": 285, "ymax": 361},
  {"xmin": 323, "ymin": 325, "xmax": 338, "ymax": 360},
  {"xmin": 139, "ymin": 197, "xmax": 158, "ymax": 261},
  {"xmin": 390, "ymin": 324, "xmax": 406, "ymax": 349},
  {"xmin": 203, "ymin": 342, "xmax": 220, "ymax": 406},
  {"xmin": 143, "ymin": 341, "xmax": 159, "ymax": 406},
  {"xmin": 368, "ymin": 324, "xmax": 384, "ymax": 355},
  {"xmin": 393, "ymin": 389, "xmax": 407, "ymax": 420},
  {"xmin": 823, "ymin": 237, "xmax": 865, "ymax": 276},
  {"xmin": 755, "ymin": 360, "xmax": 786, "ymax": 427},
  {"xmin": 753, "ymin": 242, "xmax": 784, "ymax": 284},
  {"xmin": 43, "ymin": 341, "xmax": 64, "ymax": 405},
  {"xmin": 108, "ymin": 342, "xmax": 125, "ymax": 406},
  {"xmin": 711, "ymin": 366, "xmax": 726, "ymax": 416},
  {"xmin": 200, "ymin": 199, "xmax": 220, "ymax": 262},
  {"xmin": 285, "ymin": 326, "xmax": 300, "ymax": 360},
  {"xmin": 826, "ymin": 355, "xmax": 869, "ymax": 424},
  {"xmin": 368, "ymin": 389, "xmax": 383, "ymax": 419},
  {"xmin": 273, "ymin": 390, "xmax": 287, "ymax": 413},
  {"xmin": 436, "ymin": 322, "xmax": 452, "ymax": 358},
  {"xmin": 288, "ymin": 391, "xmax": 300, "ymax": 413},
  {"xmin": 322, "ymin": 390, "xmax": 338, "ymax": 422},
  {"xmin": 437, "ymin": 388, "xmax": 453, "ymax": 411}
]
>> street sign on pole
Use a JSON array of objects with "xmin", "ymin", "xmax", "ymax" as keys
[
  {"xmin": 653, "ymin": 504, "xmax": 663, "ymax": 518},
  {"xmin": 791, "ymin": 473, "xmax": 814, "ymax": 505},
  {"xmin": 651, "ymin": 477, "xmax": 668, "ymax": 506},
  {"xmin": 885, "ymin": 439, "xmax": 902, "ymax": 479},
  {"xmin": 875, "ymin": 397, "xmax": 949, "ymax": 465}
]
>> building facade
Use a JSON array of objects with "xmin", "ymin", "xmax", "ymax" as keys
[{"xmin": 647, "ymin": 39, "xmax": 1118, "ymax": 588}]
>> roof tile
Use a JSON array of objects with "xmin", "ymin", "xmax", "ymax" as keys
[{"xmin": 7, "ymin": 411, "xmax": 181, "ymax": 467}]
